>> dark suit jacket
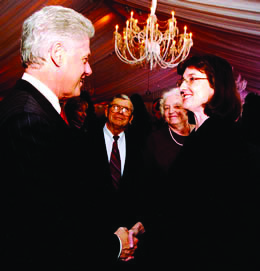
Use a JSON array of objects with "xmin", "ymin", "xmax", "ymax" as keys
[
  {"xmin": 86, "ymin": 124, "xmax": 144, "ymax": 232},
  {"xmin": 0, "ymin": 80, "xmax": 120, "ymax": 268},
  {"xmin": 147, "ymin": 117, "xmax": 259, "ymax": 269}
]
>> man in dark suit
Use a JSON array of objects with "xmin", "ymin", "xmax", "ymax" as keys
[
  {"xmin": 0, "ymin": 5, "xmax": 137, "ymax": 268},
  {"xmin": 86, "ymin": 94, "xmax": 145, "ymax": 261}
]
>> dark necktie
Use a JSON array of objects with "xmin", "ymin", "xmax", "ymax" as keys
[{"xmin": 110, "ymin": 135, "xmax": 121, "ymax": 189}]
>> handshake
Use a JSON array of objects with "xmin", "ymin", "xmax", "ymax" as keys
[{"xmin": 114, "ymin": 221, "xmax": 145, "ymax": 261}]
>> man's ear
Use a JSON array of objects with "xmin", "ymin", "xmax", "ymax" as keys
[
  {"xmin": 50, "ymin": 42, "xmax": 65, "ymax": 67},
  {"xmin": 104, "ymin": 105, "xmax": 108, "ymax": 118}
]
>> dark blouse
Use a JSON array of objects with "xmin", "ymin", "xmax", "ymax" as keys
[
  {"xmin": 141, "ymin": 123, "xmax": 189, "ymax": 241},
  {"xmin": 143, "ymin": 123, "xmax": 188, "ymax": 177}
]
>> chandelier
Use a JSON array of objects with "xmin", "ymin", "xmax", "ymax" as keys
[{"xmin": 114, "ymin": 0, "xmax": 193, "ymax": 70}]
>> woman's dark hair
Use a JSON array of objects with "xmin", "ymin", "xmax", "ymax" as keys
[
  {"xmin": 64, "ymin": 96, "xmax": 88, "ymax": 127},
  {"xmin": 177, "ymin": 54, "xmax": 242, "ymax": 121}
]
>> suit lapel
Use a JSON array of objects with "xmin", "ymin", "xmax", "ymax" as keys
[{"xmin": 122, "ymin": 132, "xmax": 131, "ymax": 178}]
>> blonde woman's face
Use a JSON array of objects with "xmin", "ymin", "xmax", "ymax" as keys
[{"xmin": 163, "ymin": 93, "xmax": 188, "ymax": 126}]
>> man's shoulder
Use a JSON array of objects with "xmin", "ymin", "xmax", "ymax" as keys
[
  {"xmin": 87, "ymin": 122, "xmax": 105, "ymax": 138},
  {"xmin": 0, "ymin": 84, "xmax": 30, "ymax": 120},
  {"xmin": 0, "ymin": 79, "xmax": 56, "ymax": 126}
]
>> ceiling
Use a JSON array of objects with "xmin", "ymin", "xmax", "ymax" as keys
[{"xmin": 0, "ymin": 0, "xmax": 260, "ymax": 104}]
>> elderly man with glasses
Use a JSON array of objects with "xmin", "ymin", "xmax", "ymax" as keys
[{"xmin": 86, "ymin": 94, "xmax": 145, "ymax": 265}]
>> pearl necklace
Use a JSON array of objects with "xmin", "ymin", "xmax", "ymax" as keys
[{"xmin": 168, "ymin": 126, "xmax": 185, "ymax": 146}]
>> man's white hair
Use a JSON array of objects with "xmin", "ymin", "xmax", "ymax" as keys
[{"xmin": 21, "ymin": 5, "xmax": 95, "ymax": 68}]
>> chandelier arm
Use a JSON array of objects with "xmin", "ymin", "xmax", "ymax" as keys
[
  {"xmin": 157, "ymin": 39, "xmax": 193, "ymax": 68},
  {"xmin": 125, "ymin": 26, "xmax": 139, "ymax": 61},
  {"xmin": 156, "ymin": 52, "xmax": 171, "ymax": 69},
  {"xmin": 173, "ymin": 38, "xmax": 193, "ymax": 63},
  {"xmin": 115, "ymin": 47, "xmax": 141, "ymax": 65},
  {"xmin": 125, "ymin": 28, "xmax": 148, "ymax": 62},
  {"xmin": 115, "ymin": 35, "xmax": 149, "ymax": 64},
  {"xmin": 115, "ymin": 43, "xmax": 141, "ymax": 64},
  {"xmin": 115, "ymin": 37, "xmax": 138, "ymax": 64},
  {"xmin": 144, "ymin": 20, "xmax": 149, "ymax": 58},
  {"xmin": 161, "ymin": 33, "xmax": 173, "ymax": 60},
  {"xmin": 114, "ymin": 44, "xmax": 131, "ymax": 64},
  {"xmin": 157, "ymin": 53, "xmax": 175, "ymax": 69},
  {"xmin": 137, "ymin": 29, "xmax": 151, "ymax": 62}
]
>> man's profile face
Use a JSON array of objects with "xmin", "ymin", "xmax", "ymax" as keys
[{"xmin": 61, "ymin": 37, "xmax": 92, "ymax": 98}]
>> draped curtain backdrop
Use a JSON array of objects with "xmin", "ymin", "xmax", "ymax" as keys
[{"xmin": 0, "ymin": 0, "xmax": 259, "ymax": 103}]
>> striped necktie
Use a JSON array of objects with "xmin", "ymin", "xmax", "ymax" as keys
[{"xmin": 110, "ymin": 135, "xmax": 121, "ymax": 189}]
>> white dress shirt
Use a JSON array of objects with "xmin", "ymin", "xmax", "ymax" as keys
[
  {"xmin": 103, "ymin": 123, "xmax": 126, "ymax": 176},
  {"xmin": 22, "ymin": 73, "xmax": 61, "ymax": 114}
]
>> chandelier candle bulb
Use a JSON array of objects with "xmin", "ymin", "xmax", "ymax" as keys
[{"xmin": 114, "ymin": 0, "xmax": 193, "ymax": 69}]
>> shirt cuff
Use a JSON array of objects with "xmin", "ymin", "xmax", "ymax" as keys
[{"xmin": 116, "ymin": 234, "xmax": 122, "ymax": 258}]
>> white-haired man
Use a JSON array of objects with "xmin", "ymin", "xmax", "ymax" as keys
[{"xmin": 0, "ymin": 6, "xmax": 137, "ymax": 268}]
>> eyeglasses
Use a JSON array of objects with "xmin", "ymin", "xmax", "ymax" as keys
[
  {"xmin": 177, "ymin": 76, "xmax": 208, "ymax": 87},
  {"xmin": 109, "ymin": 104, "xmax": 132, "ymax": 116}
]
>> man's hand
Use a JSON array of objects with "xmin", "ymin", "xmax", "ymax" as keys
[
  {"xmin": 114, "ymin": 227, "xmax": 138, "ymax": 261},
  {"xmin": 128, "ymin": 222, "xmax": 145, "ymax": 247},
  {"xmin": 124, "ymin": 222, "xmax": 146, "ymax": 261}
]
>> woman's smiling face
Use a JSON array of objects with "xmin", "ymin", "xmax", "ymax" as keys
[{"xmin": 179, "ymin": 67, "xmax": 214, "ymax": 114}]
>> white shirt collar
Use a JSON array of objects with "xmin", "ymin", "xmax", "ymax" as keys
[
  {"xmin": 104, "ymin": 123, "xmax": 124, "ymax": 140},
  {"xmin": 22, "ymin": 73, "xmax": 61, "ymax": 114}
]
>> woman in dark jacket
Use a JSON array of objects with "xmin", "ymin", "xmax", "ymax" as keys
[{"xmin": 148, "ymin": 55, "xmax": 259, "ymax": 270}]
